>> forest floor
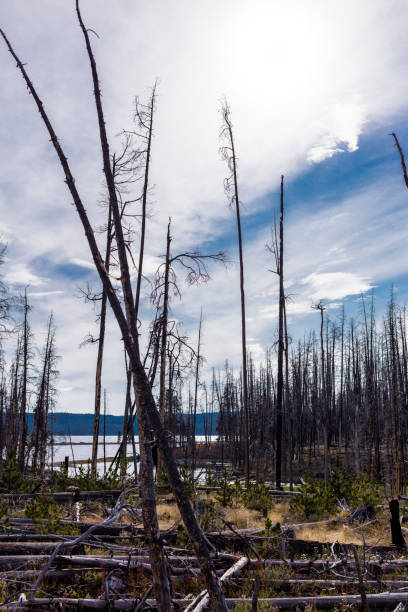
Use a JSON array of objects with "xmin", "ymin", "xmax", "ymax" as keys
[{"xmin": 2, "ymin": 477, "xmax": 408, "ymax": 609}]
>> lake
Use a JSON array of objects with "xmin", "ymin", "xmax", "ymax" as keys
[{"xmin": 50, "ymin": 435, "xmax": 215, "ymax": 476}]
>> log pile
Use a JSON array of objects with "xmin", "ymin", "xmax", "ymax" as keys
[{"xmin": 2, "ymin": 492, "xmax": 408, "ymax": 609}]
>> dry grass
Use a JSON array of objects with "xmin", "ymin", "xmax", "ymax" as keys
[
  {"xmin": 227, "ymin": 507, "xmax": 263, "ymax": 529},
  {"xmin": 293, "ymin": 517, "xmax": 391, "ymax": 546},
  {"xmin": 156, "ymin": 501, "xmax": 181, "ymax": 529},
  {"xmin": 9, "ymin": 494, "xmax": 393, "ymax": 547}
]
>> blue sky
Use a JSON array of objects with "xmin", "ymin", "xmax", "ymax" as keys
[{"xmin": 1, "ymin": 0, "xmax": 408, "ymax": 413}]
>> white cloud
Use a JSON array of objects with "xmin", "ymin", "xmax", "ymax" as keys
[
  {"xmin": 69, "ymin": 258, "xmax": 95, "ymax": 270},
  {"xmin": 5, "ymin": 263, "xmax": 45, "ymax": 287},
  {"xmin": 29, "ymin": 290, "xmax": 64, "ymax": 298},
  {"xmin": 301, "ymin": 272, "xmax": 372, "ymax": 301}
]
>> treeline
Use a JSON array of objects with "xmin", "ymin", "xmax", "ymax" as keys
[
  {"xmin": 166, "ymin": 293, "xmax": 407, "ymax": 495},
  {"xmin": 0, "ymin": 275, "xmax": 58, "ymax": 477}
]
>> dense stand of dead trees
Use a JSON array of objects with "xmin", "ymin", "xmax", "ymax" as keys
[
  {"xmin": 166, "ymin": 293, "xmax": 406, "ymax": 495},
  {"xmin": 0, "ymin": 284, "xmax": 58, "ymax": 479}
]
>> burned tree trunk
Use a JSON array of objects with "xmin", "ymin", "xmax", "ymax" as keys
[
  {"xmin": 221, "ymin": 101, "xmax": 249, "ymax": 487},
  {"xmin": 91, "ymin": 202, "xmax": 112, "ymax": 474},
  {"xmin": 191, "ymin": 311, "xmax": 203, "ymax": 476},
  {"xmin": 389, "ymin": 499, "xmax": 406, "ymax": 549},
  {"xmin": 276, "ymin": 176, "xmax": 285, "ymax": 490},
  {"xmin": 157, "ymin": 221, "xmax": 171, "ymax": 476}
]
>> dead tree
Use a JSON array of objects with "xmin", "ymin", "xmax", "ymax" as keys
[
  {"xmin": 134, "ymin": 83, "xmax": 157, "ymax": 322},
  {"xmin": 0, "ymin": 9, "xmax": 228, "ymax": 609},
  {"xmin": 157, "ymin": 220, "xmax": 171, "ymax": 475},
  {"xmin": 266, "ymin": 177, "xmax": 287, "ymax": 488},
  {"xmin": 91, "ymin": 202, "xmax": 113, "ymax": 474},
  {"xmin": 151, "ymin": 222, "xmax": 226, "ymax": 473},
  {"xmin": 191, "ymin": 310, "xmax": 203, "ymax": 475},
  {"xmin": 391, "ymin": 132, "xmax": 408, "ymax": 190},
  {"xmin": 220, "ymin": 100, "xmax": 250, "ymax": 487},
  {"xmin": 312, "ymin": 300, "xmax": 329, "ymax": 482},
  {"xmin": 17, "ymin": 289, "xmax": 30, "ymax": 472},
  {"xmin": 31, "ymin": 314, "xmax": 57, "ymax": 477}
]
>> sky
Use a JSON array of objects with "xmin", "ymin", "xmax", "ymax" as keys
[{"xmin": 1, "ymin": 0, "xmax": 408, "ymax": 414}]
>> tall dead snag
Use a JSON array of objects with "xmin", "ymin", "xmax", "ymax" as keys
[
  {"xmin": 267, "ymin": 177, "xmax": 287, "ymax": 488},
  {"xmin": 91, "ymin": 201, "xmax": 112, "ymax": 474},
  {"xmin": 74, "ymin": 6, "xmax": 171, "ymax": 607},
  {"xmin": 312, "ymin": 300, "xmax": 329, "ymax": 483},
  {"xmin": 18, "ymin": 289, "xmax": 30, "ymax": 472},
  {"xmin": 0, "ymin": 10, "xmax": 228, "ymax": 610},
  {"xmin": 276, "ymin": 177, "xmax": 285, "ymax": 489},
  {"xmin": 220, "ymin": 101, "xmax": 250, "ymax": 487},
  {"xmin": 387, "ymin": 293, "xmax": 402, "ymax": 495},
  {"xmin": 191, "ymin": 310, "xmax": 203, "ymax": 476},
  {"xmin": 157, "ymin": 220, "xmax": 171, "ymax": 476},
  {"xmin": 391, "ymin": 133, "xmax": 408, "ymax": 494},
  {"xmin": 134, "ymin": 83, "xmax": 156, "ymax": 322}
]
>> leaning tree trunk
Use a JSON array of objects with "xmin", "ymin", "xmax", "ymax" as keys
[{"xmin": 0, "ymin": 15, "xmax": 227, "ymax": 609}]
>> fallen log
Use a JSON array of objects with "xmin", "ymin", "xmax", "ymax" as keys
[
  {"xmin": 2, "ymin": 553, "xmax": 408, "ymax": 574},
  {"xmin": 0, "ymin": 485, "xmax": 300, "ymax": 505},
  {"xmin": 284, "ymin": 518, "xmax": 346, "ymax": 531},
  {"xmin": 0, "ymin": 552, "xmax": 231, "ymax": 572},
  {"xmin": 6, "ymin": 518, "xmax": 133, "ymax": 535},
  {"xmin": 204, "ymin": 534, "xmax": 396, "ymax": 556},
  {"xmin": 57, "ymin": 555, "xmax": 224, "ymax": 577},
  {"xmin": 187, "ymin": 556, "xmax": 249, "ymax": 611},
  {"xmin": 0, "ymin": 489, "xmax": 123, "ymax": 503},
  {"xmin": 7, "ymin": 593, "xmax": 408, "ymax": 610},
  {"xmin": 0, "ymin": 541, "xmax": 84, "ymax": 555}
]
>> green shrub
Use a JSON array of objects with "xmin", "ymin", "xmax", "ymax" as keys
[
  {"xmin": 291, "ymin": 465, "xmax": 380, "ymax": 519},
  {"xmin": 0, "ymin": 451, "xmax": 36, "ymax": 492},
  {"xmin": 243, "ymin": 481, "xmax": 273, "ymax": 513},
  {"xmin": 25, "ymin": 489, "xmax": 63, "ymax": 534}
]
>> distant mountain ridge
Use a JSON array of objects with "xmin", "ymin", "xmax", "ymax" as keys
[{"xmin": 27, "ymin": 412, "xmax": 219, "ymax": 436}]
